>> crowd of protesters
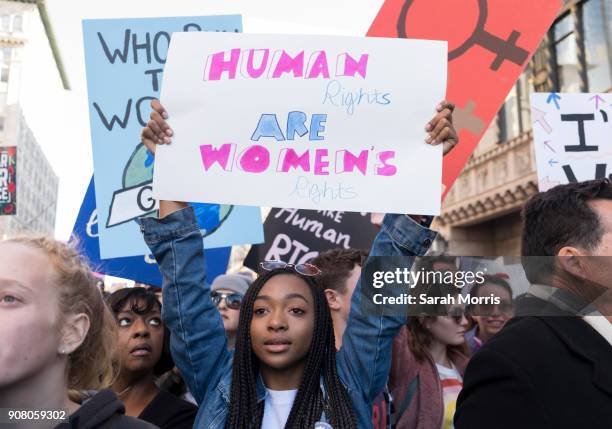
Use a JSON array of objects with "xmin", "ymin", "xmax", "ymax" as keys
[{"xmin": 1, "ymin": 96, "xmax": 610, "ymax": 429}]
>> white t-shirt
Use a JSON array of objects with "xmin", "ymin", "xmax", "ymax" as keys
[
  {"xmin": 436, "ymin": 363, "xmax": 463, "ymax": 429},
  {"xmin": 261, "ymin": 388, "xmax": 298, "ymax": 429}
]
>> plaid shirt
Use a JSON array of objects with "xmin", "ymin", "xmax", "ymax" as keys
[{"xmin": 525, "ymin": 284, "xmax": 601, "ymax": 317}]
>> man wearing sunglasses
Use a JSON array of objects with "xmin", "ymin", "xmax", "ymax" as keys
[{"xmin": 210, "ymin": 273, "xmax": 252, "ymax": 350}]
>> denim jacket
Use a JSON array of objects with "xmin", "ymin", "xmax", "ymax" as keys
[{"xmin": 139, "ymin": 208, "xmax": 436, "ymax": 429}]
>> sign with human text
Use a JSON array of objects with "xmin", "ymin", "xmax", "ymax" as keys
[
  {"xmin": 71, "ymin": 178, "xmax": 231, "ymax": 286},
  {"xmin": 154, "ymin": 32, "xmax": 447, "ymax": 215},
  {"xmin": 0, "ymin": 146, "xmax": 16, "ymax": 216},
  {"xmin": 367, "ymin": 0, "xmax": 562, "ymax": 199},
  {"xmin": 243, "ymin": 208, "xmax": 379, "ymax": 270},
  {"xmin": 531, "ymin": 93, "xmax": 611, "ymax": 191},
  {"xmin": 83, "ymin": 15, "xmax": 263, "ymax": 259}
]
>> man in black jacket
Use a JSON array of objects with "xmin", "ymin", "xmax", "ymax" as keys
[{"xmin": 455, "ymin": 179, "xmax": 612, "ymax": 429}]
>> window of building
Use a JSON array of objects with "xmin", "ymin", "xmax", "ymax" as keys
[
  {"xmin": 500, "ymin": 86, "xmax": 520, "ymax": 141},
  {"xmin": 553, "ymin": 12, "xmax": 582, "ymax": 92},
  {"xmin": 1, "ymin": 47, "xmax": 11, "ymax": 62},
  {"xmin": 517, "ymin": 74, "xmax": 533, "ymax": 133},
  {"xmin": 1, "ymin": 16, "xmax": 9, "ymax": 32},
  {"xmin": 0, "ymin": 116, "xmax": 5, "ymax": 132},
  {"xmin": 583, "ymin": 0, "xmax": 612, "ymax": 92},
  {"xmin": 498, "ymin": 74, "xmax": 533, "ymax": 142},
  {"xmin": 1, "ymin": 67, "xmax": 9, "ymax": 83},
  {"xmin": 549, "ymin": 0, "xmax": 612, "ymax": 92},
  {"xmin": 12, "ymin": 15, "xmax": 22, "ymax": 32}
]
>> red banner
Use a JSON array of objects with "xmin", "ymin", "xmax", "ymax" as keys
[
  {"xmin": 0, "ymin": 146, "xmax": 16, "ymax": 215},
  {"xmin": 368, "ymin": 0, "xmax": 562, "ymax": 198}
]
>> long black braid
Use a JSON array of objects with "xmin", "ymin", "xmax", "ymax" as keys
[{"xmin": 224, "ymin": 268, "xmax": 357, "ymax": 429}]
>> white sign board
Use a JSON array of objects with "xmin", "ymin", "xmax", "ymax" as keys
[
  {"xmin": 154, "ymin": 32, "xmax": 447, "ymax": 214},
  {"xmin": 531, "ymin": 93, "xmax": 611, "ymax": 191}
]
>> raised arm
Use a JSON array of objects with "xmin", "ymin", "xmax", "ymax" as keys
[
  {"xmin": 336, "ymin": 100, "xmax": 457, "ymax": 402},
  {"xmin": 139, "ymin": 205, "xmax": 231, "ymax": 404},
  {"xmin": 336, "ymin": 214, "xmax": 436, "ymax": 402},
  {"xmin": 139, "ymin": 101, "xmax": 232, "ymax": 404},
  {"xmin": 139, "ymin": 205, "xmax": 232, "ymax": 405}
]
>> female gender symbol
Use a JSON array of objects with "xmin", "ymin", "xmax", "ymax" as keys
[{"xmin": 397, "ymin": 0, "xmax": 529, "ymax": 71}]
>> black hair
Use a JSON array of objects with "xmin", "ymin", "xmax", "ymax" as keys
[
  {"xmin": 521, "ymin": 179, "xmax": 612, "ymax": 283},
  {"xmin": 224, "ymin": 268, "xmax": 357, "ymax": 429},
  {"xmin": 470, "ymin": 275, "xmax": 513, "ymax": 300},
  {"xmin": 106, "ymin": 287, "xmax": 174, "ymax": 376}
]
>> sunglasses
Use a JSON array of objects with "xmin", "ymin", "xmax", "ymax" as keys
[
  {"xmin": 446, "ymin": 307, "xmax": 467, "ymax": 324},
  {"xmin": 210, "ymin": 292, "xmax": 243, "ymax": 310},
  {"xmin": 472, "ymin": 301, "xmax": 515, "ymax": 316},
  {"xmin": 259, "ymin": 260, "xmax": 322, "ymax": 276}
]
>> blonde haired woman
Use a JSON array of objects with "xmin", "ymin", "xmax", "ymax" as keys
[{"xmin": 0, "ymin": 236, "xmax": 156, "ymax": 428}]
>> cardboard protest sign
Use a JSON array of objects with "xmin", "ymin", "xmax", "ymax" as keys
[
  {"xmin": 71, "ymin": 178, "xmax": 231, "ymax": 286},
  {"xmin": 367, "ymin": 0, "xmax": 562, "ymax": 199},
  {"xmin": 531, "ymin": 93, "xmax": 611, "ymax": 191},
  {"xmin": 244, "ymin": 208, "xmax": 379, "ymax": 270},
  {"xmin": 0, "ymin": 146, "xmax": 16, "ymax": 216},
  {"xmin": 83, "ymin": 15, "xmax": 264, "ymax": 259},
  {"xmin": 154, "ymin": 32, "xmax": 447, "ymax": 215}
]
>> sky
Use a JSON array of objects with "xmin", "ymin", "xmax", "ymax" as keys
[{"xmin": 24, "ymin": 0, "xmax": 384, "ymax": 240}]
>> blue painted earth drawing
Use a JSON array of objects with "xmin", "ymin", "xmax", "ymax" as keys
[{"xmin": 123, "ymin": 143, "xmax": 233, "ymax": 236}]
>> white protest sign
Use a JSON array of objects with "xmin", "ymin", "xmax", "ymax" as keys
[
  {"xmin": 531, "ymin": 93, "xmax": 611, "ymax": 191},
  {"xmin": 154, "ymin": 33, "xmax": 447, "ymax": 214}
]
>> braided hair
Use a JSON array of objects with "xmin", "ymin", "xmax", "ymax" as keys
[{"xmin": 224, "ymin": 268, "xmax": 357, "ymax": 429}]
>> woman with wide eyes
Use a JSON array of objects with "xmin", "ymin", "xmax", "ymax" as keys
[{"xmin": 107, "ymin": 287, "xmax": 197, "ymax": 429}]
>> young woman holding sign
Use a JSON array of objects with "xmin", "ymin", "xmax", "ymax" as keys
[{"xmin": 138, "ymin": 99, "xmax": 457, "ymax": 429}]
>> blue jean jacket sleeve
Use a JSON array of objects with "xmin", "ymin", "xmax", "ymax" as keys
[
  {"xmin": 337, "ymin": 214, "xmax": 436, "ymax": 404},
  {"xmin": 138, "ymin": 207, "xmax": 231, "ymax": 405}
]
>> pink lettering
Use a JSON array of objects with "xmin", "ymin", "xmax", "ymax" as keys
[
  {"xmin": 238, "ymin": 145, "xmax": 270, "ymax": 173},
  {"xmin": 277, "ymin": 148, "xmax": 311, "ymax": 173},
  {"xmin": 314, "ymin": 149, "xmax": 330, "ymax": 175},
  {"xmin": 375, "ymin": 151, "xmax": 397, "ymax": 176},
  {"xmin": 271, "ymin": 50, "xmax": 305, "ymax": 78},
  {"xmin": 205, "ymin": 48, "xmax": 241, "ymax": 81},
  {"xmin": 336, "ymin": 53, "xmax": 369, "ymax": 78},
  {"xmin": 335, "ymin": 150, "xmax": 369, "ymax": 175},
  {"xmin": 199, "ymin": 144, "xmax": 236, "ymax": 171},
  {"xmin": 244, "ymin": 49, "xmax": 269, "ymax": 78},
  {"xmin": 306, "ymin": 51, "xmax": 330, "ymax": 79}
]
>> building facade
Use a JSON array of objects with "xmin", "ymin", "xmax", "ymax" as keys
[
  {"xmin": 0, "ymin": 0, "xmax": 67, "ymax": 237},
  {"xmin": 437, "ymin": 0, "xmax": 611, "ymax": 255}
]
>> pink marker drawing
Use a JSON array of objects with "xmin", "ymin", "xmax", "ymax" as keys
[
  {"xmin": 532, "ymin": 107, "xmax": 552, "ymax": 134},
  {"xmin": 589, "ymin": 94, "xmax": 606, "ymax": 109},
  {"xmin": 544, "ymin": 140, "xmax": 555, "ymax": 153}
]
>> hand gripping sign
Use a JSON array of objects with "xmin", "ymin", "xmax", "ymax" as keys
[{"xmin": 368, "ymin": 0, "xmax": 562, "ymax": 198}]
